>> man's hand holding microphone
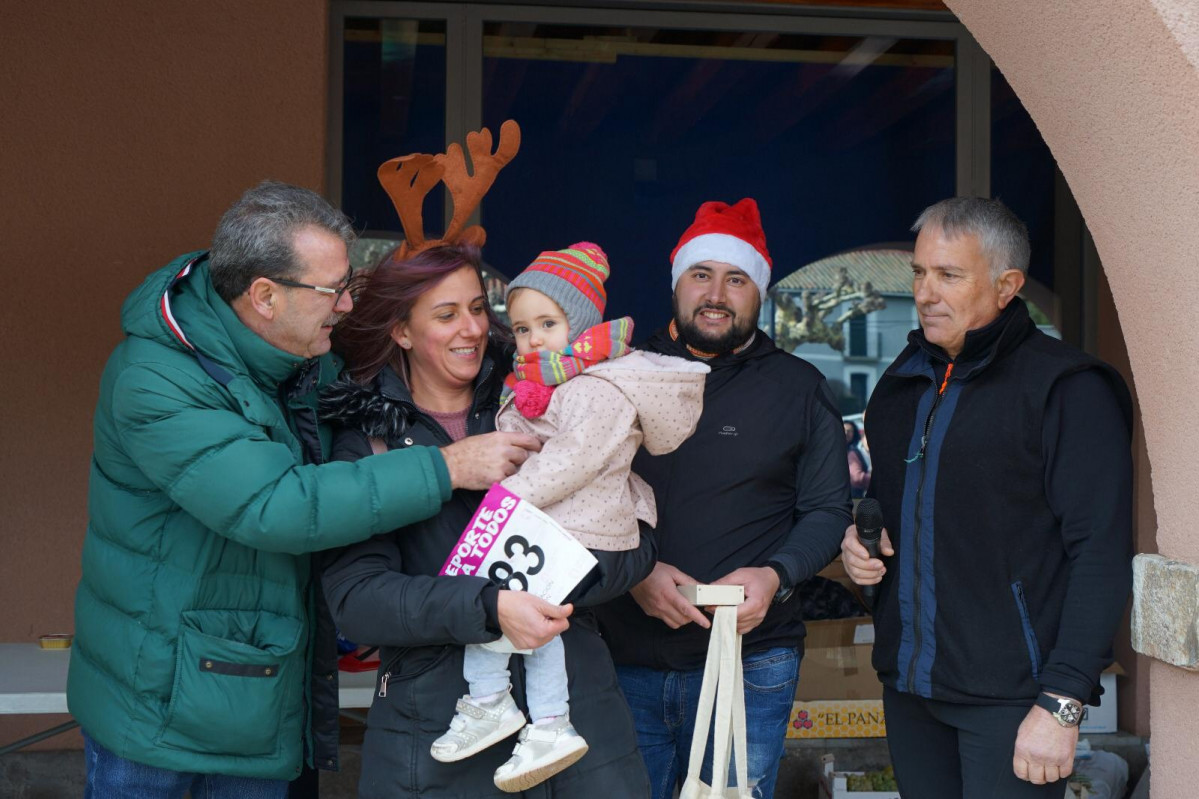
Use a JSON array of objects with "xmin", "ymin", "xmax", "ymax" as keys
[{"xmin": 840, "ymin": 499, "xmax": 893, "ymax": 608}]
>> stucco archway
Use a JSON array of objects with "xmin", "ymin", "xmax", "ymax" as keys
[{"xmin": 944, "ymin": 1, "xmax": 1199, "ymax": 795}]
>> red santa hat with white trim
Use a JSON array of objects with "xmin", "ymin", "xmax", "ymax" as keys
[{"xmin": 670, "ymin": 198, "xmax": 773, "ymax": 300}]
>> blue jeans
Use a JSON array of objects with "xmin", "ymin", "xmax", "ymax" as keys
[
  {"xmin": 83, "ymin": 730, "xmax": 288, "ymax": 799},
  {"xmin": 617, "ymin": 646, "xmax": 798, "ymax": 799}
]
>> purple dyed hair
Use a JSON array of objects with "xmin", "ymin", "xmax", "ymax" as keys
[{"xmin": 334, "ymin": 243, "xmax": 509, "ymax": 385}]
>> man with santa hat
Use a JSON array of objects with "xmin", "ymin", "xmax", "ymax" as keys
[{"xmin": 596, "ymin": 199, "xmax": 852, "ymax": 799}]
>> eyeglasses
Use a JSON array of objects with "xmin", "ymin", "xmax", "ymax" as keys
[{"xmin": 272, "ymin": 266, "xmax": 354, "ymax": 302}]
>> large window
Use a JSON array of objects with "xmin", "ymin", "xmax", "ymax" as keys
[
  {"xmin": 340, "ymin": 17, "xmax": 447, "ymax": 234},
  {"xmin": 332, "ymin": 3, "xmax": 1082, "ymax": 389},
  {"xmin": 848, "ymin": 315, "xmax": 868, "ymax": 358},
  {"xmin": 478, "ymin": 25, "xmax": 954, "ymax": 332}
]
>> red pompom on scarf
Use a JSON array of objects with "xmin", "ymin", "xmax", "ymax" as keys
[{"xmin": 511, "ymin": 380, "xmax": 556, "ymax": 418}]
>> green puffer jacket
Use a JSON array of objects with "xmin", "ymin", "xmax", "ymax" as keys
[{"xmin": 68, "ymin": 251, "xmax": 452, "ymax": 780}]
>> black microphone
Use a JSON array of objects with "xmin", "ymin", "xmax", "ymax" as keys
[{"xmin": 855, "ymin": 499, "xmax": 885, "ymax": 611}]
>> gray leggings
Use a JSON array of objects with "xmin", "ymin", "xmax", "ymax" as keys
[{"xmin": 463, "ymin": 635, "xmax": 569, "ymax": 722}]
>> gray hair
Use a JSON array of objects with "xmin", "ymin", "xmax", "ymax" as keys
[
  {"xmin": 209, "ymin": 181, "xmax": 356, "ymax": 302},
  {"xmin": 911, "ymin": 197, "xmax": 1030, "ymax": 279}
]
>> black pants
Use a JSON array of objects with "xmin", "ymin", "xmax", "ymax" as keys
[{"xmin": 883, "ymin": 687, "xmax": 1065, "ymax": 799}]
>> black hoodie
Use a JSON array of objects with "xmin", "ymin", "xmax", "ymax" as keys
[{"xmin": 596, "ymin": 327, "xmax": 853, "ymax": 671}]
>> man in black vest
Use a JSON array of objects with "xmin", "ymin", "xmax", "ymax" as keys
[
  {"xmin": 842, "ymin": 197, "xmax": 1133, "ymax": 798},
  {"xmin": 596, "ymin": 198, "xmax": 852, "ymax": 799}
]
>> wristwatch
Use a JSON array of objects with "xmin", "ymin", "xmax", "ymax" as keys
[
  {"xmin": 765, "ymin": 562, "xmax": 794, "ymax": 605},
  {"xmin": 1035, "ymin": 692, "xmax": 1086, "ymax": 727}
]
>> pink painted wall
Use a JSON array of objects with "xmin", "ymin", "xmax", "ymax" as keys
[
  {"xmin": 1098, "ymin": 273, "xmax": 1156, "ymax": 739},
  {"xmin": 945, "ymin": 0, "xmax": 1199, "ymax": 795},
  {"xmin": 0, "ymin": 0, "xmax": 330, "ymax": 751}
]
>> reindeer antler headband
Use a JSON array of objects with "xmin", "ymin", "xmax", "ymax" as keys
[{"xmin": 377, "ymin": 119, "xmax": 521, "ymax": 259}]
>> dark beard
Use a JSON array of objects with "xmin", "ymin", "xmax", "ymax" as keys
[{"xmin": 672, "ymin": 294, "xmax": 758, "ymax": 354}]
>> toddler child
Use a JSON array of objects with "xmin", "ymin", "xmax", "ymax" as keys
[{"xmin": 430, "ymin": 242, "xmax": 708, "ymax": 792}]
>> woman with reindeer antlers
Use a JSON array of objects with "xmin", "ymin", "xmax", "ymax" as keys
[{"xmin": 319, "ymin": 121, "xmax": 654, "ymax": 798}]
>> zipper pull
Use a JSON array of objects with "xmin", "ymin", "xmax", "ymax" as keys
[
  {"xmin": 378, "ymin": 671, "xmax": 391, "ymax": 698},
  {"xmin": 905, "ymin": 437, "xmax": 928, "ymax": 464}
]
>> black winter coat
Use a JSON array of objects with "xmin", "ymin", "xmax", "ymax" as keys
[{"xmin": 319, "ymin": 354, "xmax": 654, "ymax": 798}]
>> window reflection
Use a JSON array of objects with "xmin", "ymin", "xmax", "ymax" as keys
[
  {"xmin": 342, "ymin": 18, "xmax": 447, "ymax": 234},
  {"xmin": 350, "ymin": 236, "xmax": 511, "ymax": 325},
  {"xmin": 479, "ymin": 24, "xmax": 956, "ymax": 334},
  {"xmin": 769, "ymin": 246, "xmax": 1060, "ymax": 415},
  {"xmin": 335, "ymin": 10, "xmax": 1073, "ymax": 419}
]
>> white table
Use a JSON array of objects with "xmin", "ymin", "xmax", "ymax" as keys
[
  {"xmin": 0, "ymin": 643, "xmax": 70, "ymax": 715},
  {"xmin": 337, "ymin": 667, "xmax": 377, "ymax": 709},
  {"xmin": 0, "ymin": 643, "xmax": 379, "ymax": 752}
]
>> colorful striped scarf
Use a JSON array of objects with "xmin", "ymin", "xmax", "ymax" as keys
[{"xmin": 502, "ymin": 317, "xmax": 635, "ymax": 418}]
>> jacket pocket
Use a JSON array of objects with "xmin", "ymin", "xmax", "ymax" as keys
[
  {"xmin": 743, "ymin": 647, "xmax": 800, "ymax": 693},
  {"xmin": 157, "ymin": 609, "xmax": 304, "ymax": 756},
  {"xmin": 1010, "ymin": 581, "xmax": 1042, "ymax": 682}
]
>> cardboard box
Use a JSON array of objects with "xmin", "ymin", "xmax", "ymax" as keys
[
  {"xmin": 815, "ymin": 556, "xmax": 868, "ymax": 604},
  {"xmin": 798, "ymin": 619, "xmax": 882, "ymax": 701},
  {"xmin": 790, "ymin": 670, "xmax": 1122, "ymax": 739},
  {"xmin": 790, "ymin": 618, "xmax": 885, "ymax": 738},
  {"xmin": 818, "ymin": 755, "xmax": 900, "ymax": 799},
  {"xmin": 793, "ymin": 618, "xmax": 1120, "ymax": 738},
  {"xmin": 790, "ymin": 699, "xmax": 887, "ymax": 739},
  {"xmin": 1080, "ymin": 666, "xmax": 1122, "ymax": 734},
  {"xmin": 816, "ymin": 556, "xmax": 852, "ymax": 587}
]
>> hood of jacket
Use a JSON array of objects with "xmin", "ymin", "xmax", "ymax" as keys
[
  {"xmin": 121, "ymin": 250, "xmax": 325, "ymax": 390},
  {"xmin": 582, "ymin": 350, "xmax": 709, "ymax": 455},
  {"xmin": 319, "ymin": 371, "xmax": 417, "ymax": 443}
]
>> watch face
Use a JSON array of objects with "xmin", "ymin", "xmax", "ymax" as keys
[{"xmin": 1057, "ymin": 700, "xmax": 1083, "ymax": 726}]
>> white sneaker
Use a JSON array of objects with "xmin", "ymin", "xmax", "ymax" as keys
[
  {"xmin": 430, "ymin": 691, "xmax": 527, "ymax": 763},
  {"xmin": 492, "ymin": 716, "xmax": 590, "ymax": 793}
]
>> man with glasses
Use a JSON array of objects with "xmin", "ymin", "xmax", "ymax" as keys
[{"xmin": 68, "ymin": 181, "xmax": 540, "ymax": 798}]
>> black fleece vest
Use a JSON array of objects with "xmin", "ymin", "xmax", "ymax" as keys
[{"xmin": 866, "ymin": 300, "xmax": 1131, "ymax": 705}]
